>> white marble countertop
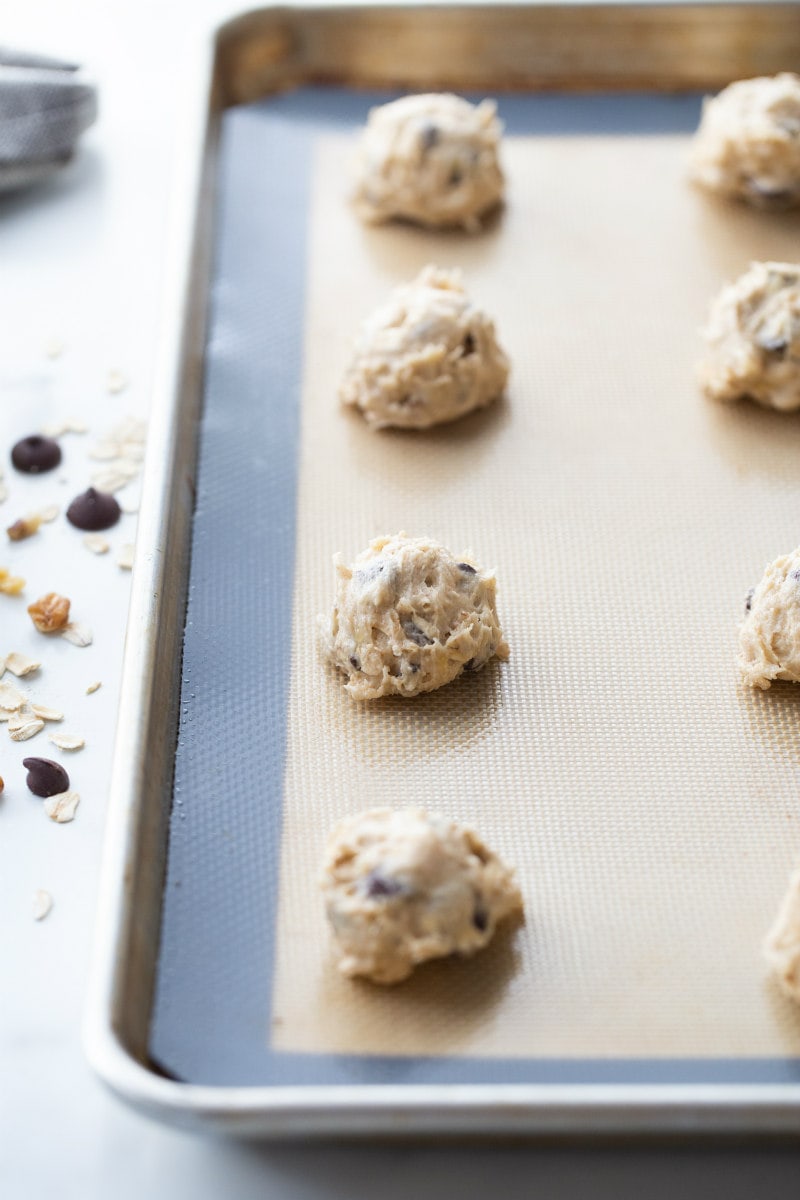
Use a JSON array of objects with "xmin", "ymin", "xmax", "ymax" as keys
[{"xmin": 2, "ymin": 1, "xmax": 799, "ymax": 1194}]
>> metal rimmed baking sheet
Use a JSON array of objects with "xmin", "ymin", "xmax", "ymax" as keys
[{"xmin": 86, "ymin": 3, "xmax": 800, "ymax": 1136}]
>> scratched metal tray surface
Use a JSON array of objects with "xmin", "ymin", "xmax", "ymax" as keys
[{"xmin": 85, "ymin": 3, "xmax": 800, "ymax": 1137}]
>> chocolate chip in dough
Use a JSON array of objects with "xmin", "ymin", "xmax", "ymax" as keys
[
  {"xmin": 402, "ymin": 620, "xmax": 433, "ymax": 647},
  {"xmin": 66, "ymin": 487, "xmax": 121, "ymax": 531},
  {"xmin": 473, "ymin": 904, "xmax": 488, "ymax": 932},
  {"xmin": 23, "ymin": 757, "xmax": 70, "ymax": 798},
  {"xmin": 758, "ymin": 335, "xmax": 789, "ymax": 356},
  {"xmin": 365, "ymin": 870, "xmax": 405, "ymax": 899},
  {"xmin": 744, "ymin": 179, "xmax": 798, "ymax": 207},
  {"xmin": 11, "ymin": 435, "xmax": 62, "ymax": 474},
  {"xmin": 419, "ymin": 122, "xmax": 439, "ymax": 151}
]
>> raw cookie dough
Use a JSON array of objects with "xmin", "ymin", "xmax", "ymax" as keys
[
  {"xmin": 339, "ymin": 265, "xmax": 509, "ymax": 430},
  {"xmin": 321, "ymin": 532, "xmax": 509, "ymax": 700},
  {"xmin": 321, "ymin": 807, "xmax": 523, "ymax": 984},
  {"xmin": 353, "ymin": 93, "xmax": 504, "ymax": 230},
  {"xmin": 689, "ymin": 73, "xmax": 800, "ymax": 208},
  {"xmin": 764, "ymin": 867, "xmax": 800, "ymax": 1003},
  {"xmin": 698, "ymin": 262, "xmax": 800, "ymax": 411},
  {"xmin": 739, "ymin": 545, "xmax": 800, "ymax": 688}
]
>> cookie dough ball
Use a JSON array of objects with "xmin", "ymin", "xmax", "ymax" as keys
[
  {"xmin": 699, "ymin": 262, "xmax": 800, "ymax": 411},
  {"xmin": 739, "ymin": 546, "xmax": 800, "ymax": 689},
  {"xmin": 339, "ymin": 266, "xmax": 509, "ymax": 430},
  {"xmin": 353, "ymin": 93, "xmax": 504, "ymax": 230},
  {"xmin": 764, "ymin": 867, "xmax": 800, "ymax": 1003},
  {"xmin": 322, "ymin": 533, "xmax": 509, "ymax": 700},
  {"xmin": 321, "ymin": 807, "xmax": 523, "ymax": 984},
  {"xmin": 689, "ymin": 74, "xmax": 800, "ymax": 208}
]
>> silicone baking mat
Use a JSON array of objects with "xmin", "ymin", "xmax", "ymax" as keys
[{"xmin": 150, "ymin": 88, "xmax": 800, "ymax": 1087}]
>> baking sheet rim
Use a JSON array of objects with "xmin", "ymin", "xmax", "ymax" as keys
[{"xmin": 79, "ymin": 1021, "xmax": 800, "ymax": 1136}]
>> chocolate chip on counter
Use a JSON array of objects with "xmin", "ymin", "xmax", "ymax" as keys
[
  {"xmin": 402, "ymin": 619, "xmax": 433, "ymax": 647},
  {"xmin": 745, "ymin": 587, "xmax": 755, "ymax": 613},
  {"xmin": 365, "ymin": 870, "xmax": 404, "ymax": 899},
  {"xmin": 461, "ymin": 333, "xmax": 476, "ymax": 357},
  {"xmin": 457, "ymin": 562, "xmax": 476, "ymax": 574},
  {"xmin": 11, "ymin": 435, "xmax": 62, "ymax": 474},
  {"xmin": 66, "ymin": 487, "xmax": 121, "ymax": 531},
  {"xmin": 22, "ymin": 756, "xmax": 70, "ymax": 798}
]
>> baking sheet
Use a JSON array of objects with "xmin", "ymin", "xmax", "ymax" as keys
[{"xmin": 150, "ymin": 88, "xmax": 800, "ymax": 1087}]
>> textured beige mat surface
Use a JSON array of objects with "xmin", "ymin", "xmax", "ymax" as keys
[{"xmin": 270, "ymin": 133, "xmax": 800, "ymax": 1059}]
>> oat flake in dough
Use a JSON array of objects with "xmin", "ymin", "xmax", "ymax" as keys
[
  {"xmin": 340, "ymin": 265, "xmax": 509, "ymax": 430},
  {"xmin": 699, "ymin": 262, "xmax": 800, "ymax": 411},
  {"xmin": 321, "ymin": 533, "xmax": 509, "ymax": 700},
  {"xmin": 689, "ymin": 73, "xmax": 800, "ymax": 208},
  {"xmin": 321, "ymin": 807, "xmax": 522, "ymax": 985},
  {"xmin": 764, "ymin": 867, "xmax": 800, "ymax": 1003},
  {"xmin": 353, "ymin": 93, "xmax": 504, "ymax": 230},
  {"xmin": 739, "ymin": 545, "xmax": 800, "ymax": 689}
]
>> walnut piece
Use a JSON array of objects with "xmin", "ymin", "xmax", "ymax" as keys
[
  {"xmin": 0, "ymin": 567, "xmax": 25, "ymax": 595},
  {"xmin": 7, "ymin": 514, "xmax": 42, "ymax": 542},
  {"xmin": 28, "ymin": 592, "xmax": 71, "ymax": 633}
]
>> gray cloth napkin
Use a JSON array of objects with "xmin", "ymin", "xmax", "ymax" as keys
[{"xmin": 0, "ymin": 48, "xmax": 97, "ymax": 191}]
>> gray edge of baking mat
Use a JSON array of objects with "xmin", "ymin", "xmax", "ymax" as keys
[{"xmin": 149, "ymin": 87, "xmax": 800, "ymax": 1089}]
